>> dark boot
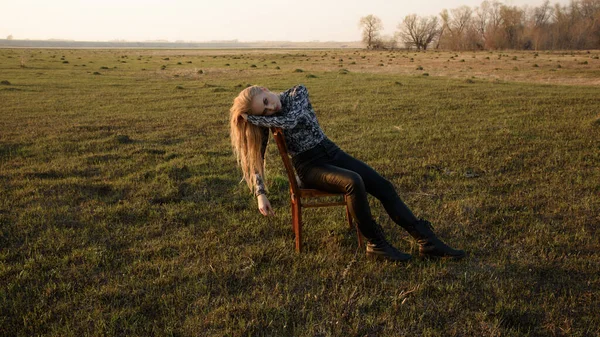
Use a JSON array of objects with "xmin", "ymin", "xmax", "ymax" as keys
[
  {"xmin": 405, "ymin": 219, "xmax": 466, "ymax": 259},
  {"xmin": 365, "ymin": 223, "xmax": 412, "ymax": 262}
]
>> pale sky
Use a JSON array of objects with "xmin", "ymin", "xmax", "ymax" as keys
[{"xmin": 1, "ymin": 0, "xmax": 569, "ymax": 42}]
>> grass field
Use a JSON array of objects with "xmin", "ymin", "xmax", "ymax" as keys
[{"xmin": 1, "ymin": 48, "xmax": 599, "ymax": 336}]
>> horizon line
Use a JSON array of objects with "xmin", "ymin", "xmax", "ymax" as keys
[{"xmin": 1, "ymin": 38, "xmax": 362, "ymax": 44}]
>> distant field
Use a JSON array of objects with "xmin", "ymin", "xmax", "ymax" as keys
[{"xmin": 1, "ymin": 48, "xmax": 599, "ymax": 336}]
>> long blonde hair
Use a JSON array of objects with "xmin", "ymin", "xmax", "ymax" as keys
[{"xmin": 230, "ymin": 85, "xmax": 268, "ymax": 193}]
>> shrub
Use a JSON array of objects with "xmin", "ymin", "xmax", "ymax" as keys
[
  {"xmin": 533, "ymin": 64, "xmax": 539, "ymax": 67},
  {"xmin": 100, "ymin": 66, "xmax": 109, "ymax": 69},
  {"xmin": 176, "ymin": 85, "xmax": 184, "ymax": 89},
  {"xmin": 293, "ymin": 69, "xmax": 304, "ymax": 72},
  {"xmin": 422, "ymin": 73, "xmax": 429, "ymax": 76},
  {"xmin": 0, "ymin": 80, "xmax": 11, "ymax": 85},
  {"xmin": 197, "ymin": 70, "xmax": 204, "ymax": 74},
  {"xmin": 306, "ymin": 74, "xmax": 317, "ymax": 78},
  {"xmin": 250, "ymin": 64, "xmax": 257, "ymax": 68},
  {"xmin": 338, "ymin": 69, "xmax": 349, "ymax": 74},
  {"xmin": 116, "ymin": 135, "xmax": 133, "ymax": 144},
  {"xmin": 275, "ymin": 66, "xmax": 281, "ymax": 70},
  {"xmin": 93, "ymin": 72, "xmax": 101, "ymax": 75},
  {"xmin": 416, "ymin": 66, "xmax": 423, "ymax": 70}
]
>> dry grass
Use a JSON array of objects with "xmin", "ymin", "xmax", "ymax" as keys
[{"xmin": 0, "ymin": 47, "xmax": 599, "ymax": 337}]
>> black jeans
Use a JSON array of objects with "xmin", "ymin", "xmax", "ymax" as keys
[{"xmin": 292, "ymin": 138, "xmax": 418, "ymax": 241}]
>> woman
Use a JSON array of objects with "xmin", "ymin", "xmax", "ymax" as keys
[{"xmin": 230, "ymin": 84, "xmax": 465, "ymax": 262}]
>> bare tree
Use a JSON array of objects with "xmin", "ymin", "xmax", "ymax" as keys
[
  {"xmin": 439, "ymin": 6, "xmax": 473, "ymax": 49},
  {"xmin": 500, "ymin": 5, "xmax": 525, "ymax": 49},
  {"xmin": 533, "ymin": 0, "xmax": 554, "ymax": 27},
  {"xmin": 574, "ymin": 0, "xmax": 600, "ymax": 48},
  {"xmin": 365, "ymin": 0, "xmax": 600, "ymax": 51},
  {"xmin": 376, "ymin": 35, "xmax": 399, "ymax": 50},
  {"xmin": 397, "ymin": 14, "xmax": 440, "ymax": 50},
  {"xmin": 552, "ymin": 3, "xmax": 571, "ymax": 48},
  {"xmin": 473, "ymin": 0, "xmax": 503, "ymax": 48},
  {"xmin": 474, "ymin": 2, "xmax": 490, "ymax": 45},
  {"xmin": 526, "ymin": 0, "xmax": 554, "ymax": 49},
  {"xmin": 359, "ymin": 15, "xmax": 384, "ymax": 49}
]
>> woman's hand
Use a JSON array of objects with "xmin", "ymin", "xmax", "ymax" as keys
[{"xmin": 257, "ymin": 194, "xmax": 274, "ymax": 216}]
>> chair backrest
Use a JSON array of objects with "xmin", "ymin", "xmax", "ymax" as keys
[{"xmin": 271, "ymin": 127, "xmax": 301, "ymax": 199}]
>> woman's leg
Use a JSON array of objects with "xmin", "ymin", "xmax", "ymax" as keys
[
  {"xmin": 327, "ymin": 150, "xmax": 466, "ymax": 259},
  {"xmin": 327, "ymin": 150, "xmax": 419, "ymax": 229},
  {"xmin": 300, "ymin": 163, "xmax": 411, "ymax": 261},
  {"xmin": 300, "ymin": 163, "xmax": 378, "ymax": 239}
]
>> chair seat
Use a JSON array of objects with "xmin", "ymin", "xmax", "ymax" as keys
[{"xmin": 299, "ymin": 188, "xmax": 344, "ymax": 198}]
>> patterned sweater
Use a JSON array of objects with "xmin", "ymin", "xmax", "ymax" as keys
[{"xmin": 247, "ymin": 85, "xmax": 326, "ymax": 196}]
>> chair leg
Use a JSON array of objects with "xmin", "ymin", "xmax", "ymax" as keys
[
  {"xmin": 290, "ymin": 200, "xmax": 295, "ymax": 233},
  {"xmin": 292, "ymin": 201, "xmax": 302, "ymax": 253}
]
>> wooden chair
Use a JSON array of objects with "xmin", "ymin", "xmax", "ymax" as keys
[{"xmin": 270, "ymin": 127, "xmax": 363, "ymax": 252}]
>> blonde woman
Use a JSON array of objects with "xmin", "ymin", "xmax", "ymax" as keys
[{"xmin": 230, "ymin": 85, "xmax": 465, "ymax": 262}]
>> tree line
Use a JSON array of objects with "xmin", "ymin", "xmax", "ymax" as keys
[{"xmin": 359, "ymin": 0, "xmax": 600, "ymax": 50}]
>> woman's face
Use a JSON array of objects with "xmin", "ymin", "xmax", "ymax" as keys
[{"xmin": 250, "ymin": 87, "xmax": 281, "ymax": 116}]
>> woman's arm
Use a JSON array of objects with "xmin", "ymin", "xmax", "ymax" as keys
[
  {"xmin": 255, "ymin": 127, "xmax": 274, "ymax": 216},
  {"xmin": 253, "ymin": 127, "xmax": 269, "ymax": 196},
  {"xmin": 246, "ymin": 85, "xmax": 309, "ymax": 129}
]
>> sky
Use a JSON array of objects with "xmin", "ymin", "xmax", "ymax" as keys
[{"xmin": 1, "ymin": 0, "xmax": 570, "ymax": 42}]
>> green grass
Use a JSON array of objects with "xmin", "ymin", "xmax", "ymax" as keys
[{"xmin": 1, "ymin": 48, "xmax": 599, "ymax": 336}]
